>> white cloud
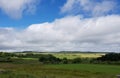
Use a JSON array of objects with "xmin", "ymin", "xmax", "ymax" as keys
[
  {"xmin": 0, "ymin": 15, "xmax": 120, "ymax": 52},
  {"xmin": 61, "ymin": 0, "xmax": 116, "ymax": 16},
  {"xmin": 0, "ymin": 0, "xmax": 38, "ymax": 19},
  {"xmin": 93, "ymin": 1, "xmax": 116, "ymax": 16}
]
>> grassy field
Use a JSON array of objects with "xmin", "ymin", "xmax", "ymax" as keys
[
  {"xmin": 16, "ymin": 52, "xmax": 105, "ymax": 59},
  {"xmin": 0, "ymin": 52, "xmax": 119, "ymax": 78},
  {"xmin": 47, "ymin": 64, "xmax": 120, "ymax": 74},
  {"xmin": 0, "ymin": 60, "xmax": 120, "ymax": 78},
  {"xmin": 52, "ymin": 53, "xmax": 105, "ymax": 59}
]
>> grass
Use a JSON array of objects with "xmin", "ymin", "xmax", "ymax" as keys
[
  {"xmin": 0, "ymin": 61, "xmax": 120, "ymax": 78},
  {"xmin": 15, "ymin": 52, "xmax": 105, "ymax": 59},
  {"xmin": 47, "ymin": 64, "xmax": 120, "ymax": 74},
  {"xmin": 52, "ymin": 53, "xmax": 105, "ymax": 59},
  {"xmin": 0, "ymin": 53, "xmax": 118, "ymax": 78}
]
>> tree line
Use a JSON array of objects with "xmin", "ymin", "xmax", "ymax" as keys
[
  {"xmin": 0, "ymin": 52, "xmax": 120, "ymax": 64},
  {"xmin": 38, "ymin": 53, "xmax": 120, "ymax": 64}
]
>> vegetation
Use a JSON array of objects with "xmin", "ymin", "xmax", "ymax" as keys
[
  {"xmin": 97, "ymin": 53, "xmax": 120, "ymax": 61},
  {"xmin": 39, "ymin": 54, "xmax": 61, "ymax": 64},
  {"xmin": 0, "ymin": 52, "xmax": 120, "ymax": 78},
  {"xmin": 52, "ymin": 53, "xmax": 104, "ymax": 59},
  {"xmin": 95, "ymin": 53, "xmax": 120, "ymax": 65},
  {"xmin": 0, "ymin": 52, "xmax": 120, "ymax": 64},
  {"xmin": 0, "ymin": 61, "xmax": 120, "ymax": 78},
  {"xmin": 38, "ymin": 53, "xmax": 120, "ymax": 64}
]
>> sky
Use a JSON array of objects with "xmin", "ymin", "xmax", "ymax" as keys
[{"xmin": 0, "ymin": 0, "xmax": 120, "ymax": 52}]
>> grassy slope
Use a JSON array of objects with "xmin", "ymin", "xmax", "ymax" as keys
[
  {"xmin": 53, "ymin": 53, "xmax": 104, "ymax": 59},
  {"xmin": 16, "ymin": 52, "xmax": 105, "ymax": 59}
]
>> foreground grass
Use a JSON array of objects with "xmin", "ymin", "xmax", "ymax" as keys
[
  {"xmin": 0, "ymin": 61, "xmax": 119, "ymax": 78},
  {"xmin": 47, "ymin": 64, "xmax": 120, "ymax": 74}
]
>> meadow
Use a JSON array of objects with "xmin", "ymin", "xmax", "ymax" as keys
[
  {"xmin": 0, "ymin": 62, "xmax": 120, "ymax": 78},
  {"xmin": 0, "ymin": 52, "xmax": 119, "ymax": 78},
  {"xmin": 52, "ymin": 53, "xmax": 105, "ymax": 59},
  {"xmin": 18, "ymin": 52, "xmax": 105, "ymax": 59}
]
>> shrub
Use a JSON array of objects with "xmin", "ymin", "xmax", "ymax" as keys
[
  {"xmin": 72, "ymin": 58, "xmax": 81, "ymax": 64},
  {"xmin": 97, "ymin": 53, "xmax": 120, "ymax": 61},
  {"xmin": 39, "ymin": 54, "xmax": 61, "ymax": 64}
]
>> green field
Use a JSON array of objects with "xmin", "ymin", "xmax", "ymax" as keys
[
  {"xmin": 17, "ymin": 52, "xmax": 105, "ymax": 59},
  {"xmin": 48, "ymin": 64, "xmax": 120, "ymax": 74},
  {"xmin": 0, "ymin": 62, "xmax": 120, "ymax": 78},
  {"xmin": 0, "ymin": 52, "xmax": 119, "ymax": 78},
  {"xmin": 52, "ymin": 53, "xmax": 105, "ymax": 59}
]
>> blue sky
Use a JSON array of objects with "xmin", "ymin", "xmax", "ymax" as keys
[
  {"xmin": 0, "ymin": 0, "xmax": 66, "ymax": 28},
  {"xmin": 0, "ymin": 0, "xmax": 120, "ymax": 52}
]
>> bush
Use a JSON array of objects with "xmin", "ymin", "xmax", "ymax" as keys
[
  {"xmin": 39, "ymin": 54, "xmax": 61, "ymax": 64},
  {"xmin": 61, "ymin": 58, "xmax": 68, "ymax": 64},
  {"xmin": 97, "ymin": 53, "xmax": 120, "ymax": 61},
  {"xmin": 0, "ymin": 57, "xmax": 13, "ymax": 62},
  {"xmin": 71, "ymin": 58, "xmax": 81, "ymax": 64}
]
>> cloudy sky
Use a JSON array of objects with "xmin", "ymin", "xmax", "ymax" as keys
[{"xmin": 0, "ymin": 0, "xmax": 120, "ymax": 52}]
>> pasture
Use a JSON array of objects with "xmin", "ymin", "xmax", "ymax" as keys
[
  {"xmin": 0, "ymin": 59, "xmax": 119, "ymax": 78},
  {"xmin": 52, "ymin": 53, "xmax": 105, "ymax": 59}
]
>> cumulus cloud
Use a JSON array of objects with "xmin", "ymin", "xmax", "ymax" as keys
[
  {"xmin": 0, "ymin": 0, "xmax": 39, "ymax": 19},
  {"xmin": 61, "ymin": 0, "xmax": 117, "ymax": 16},
  {"xmin": 0, "ymin": 15, "xmax": 120, "ymax": 52}
]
